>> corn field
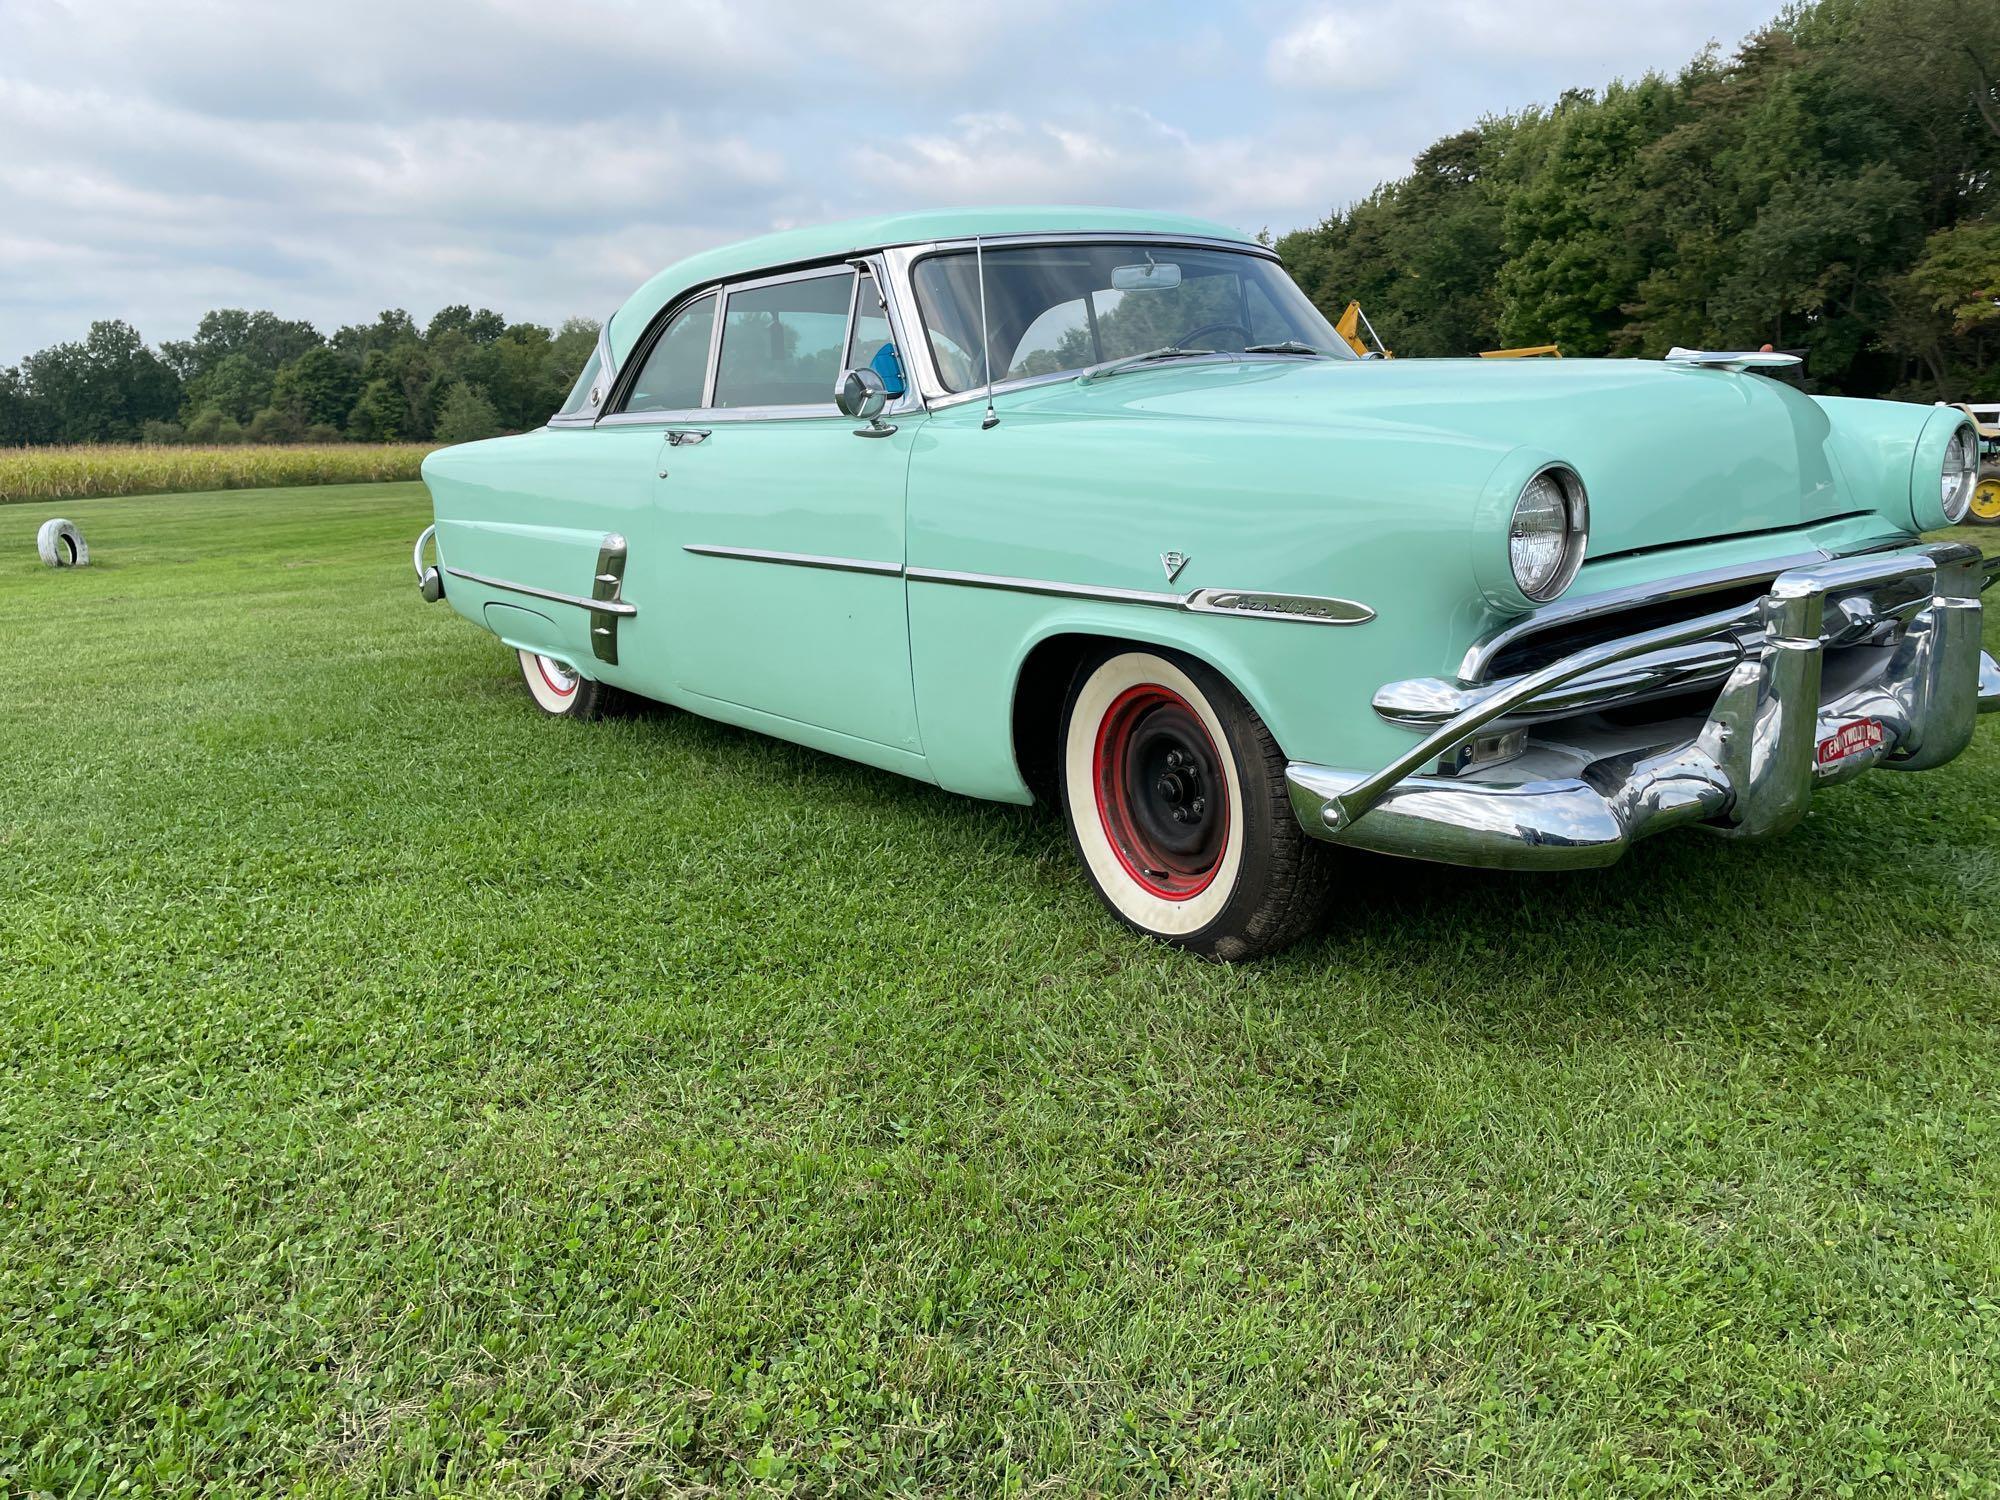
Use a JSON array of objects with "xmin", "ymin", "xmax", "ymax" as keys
[{"xmin": 0, "ymin": 443, "xmax": 441, "ymax": 504}]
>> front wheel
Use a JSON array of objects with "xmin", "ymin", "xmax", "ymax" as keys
[
  {"xmin": 517, "ymin": 649, "xmax": 627, "ymax": 720},
  {"xmin": 1058, "ymin": 647, "xmax": 1332, "ymax": 960}
]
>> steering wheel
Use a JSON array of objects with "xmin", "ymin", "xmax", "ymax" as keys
[{"xmin": 1172, "ymin": 320, "xmax": 1251, "ymax": 351}]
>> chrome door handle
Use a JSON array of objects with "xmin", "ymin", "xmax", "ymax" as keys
[{"xmin": 666, "ymin": 428, "xmax": 712, "ymax": 447}]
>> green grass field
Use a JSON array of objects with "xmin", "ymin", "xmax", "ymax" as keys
[{"xmin": 4, "ymin": 484, "xmax": 2000, "ymax": 1496}]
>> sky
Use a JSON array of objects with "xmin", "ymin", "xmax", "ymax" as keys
[{"xmin": 0, "ymin": 0, "xmax": 1784, "ymax": 364}]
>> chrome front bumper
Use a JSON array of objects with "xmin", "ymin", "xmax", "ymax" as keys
[{"xmin": 1288, "ymin": 542, "xmax": 2000, "ymax": 870}]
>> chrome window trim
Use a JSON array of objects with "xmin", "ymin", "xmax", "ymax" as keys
[
  {"xmin": 601, "ymin": 406, "xmax": 867, "ymax": 428},
  {"xmin": 547, "ymin": 321, "xmax": 620, "ymax": 428},
  {"xmin": 598, "ymin": 255, "xmax": 924, "ymax": 426},
  {"xmin": 601, "ymin": 284, "xmax": 725, "ymax": 421},
  {"xmin": 711, "ymin": 262, "xmax": 855, "ymax": 415},
  {"xmin": 907, "ymin": 566, "xmax": 1373, "ymax": 625},
  {"xmin": 607, "ymin": 289, "xmax": 719, "ymax": 424},
  {"xmin": 445, "ymin": 567, "xmax": 640, "ymax": 616},
  {"xmin": 575, "ymin": 232, "xmax": 1269, "ymax": 426},
  {"xmin": 845, "ymin": 258, "xmax": 922, "ymax": 415},
  {"xmin": 881, "ymin": 235, "xmax": 1314, "ymax": 407},
  {"xmin": 701, "ymin": 272, "xmax": 726, "ymax": 408}
]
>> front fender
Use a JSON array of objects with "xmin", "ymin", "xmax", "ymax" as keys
[{"xmin": 904, "ymin": 404, "xmax": 1510, "ymax": 800}]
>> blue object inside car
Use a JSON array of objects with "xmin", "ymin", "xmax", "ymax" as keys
[{"xmin": 871, "ymin": 341, "xmax": 906, "ymax": 397}]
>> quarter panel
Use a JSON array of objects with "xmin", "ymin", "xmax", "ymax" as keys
[{"xmin": 425, "ymin": 425, "xmax": 674, "ymax": 690}]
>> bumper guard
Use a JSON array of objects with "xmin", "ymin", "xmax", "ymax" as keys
[{"xmin": 1287, "ymin": 542, "xmax": 2000, "ymax": 870}]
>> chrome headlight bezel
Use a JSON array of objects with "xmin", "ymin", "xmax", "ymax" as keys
[
  {"xmin": 1508, "ymin": 463, "xmax": 1590, "ymax": 603},
  {"xmin": 1941, "ymin": 424, "xmax": 1978, "ymax": 525}
]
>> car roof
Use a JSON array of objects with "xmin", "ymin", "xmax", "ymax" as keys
[{"xmin": 604, "ymin": 206, "xmax": 1256, "ymax": 364}]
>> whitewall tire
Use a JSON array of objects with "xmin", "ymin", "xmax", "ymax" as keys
[
  {"xmin": 1058, "ymin": 647, "xmax": 1332, "ymax": 960},
  {"xmin": 517, "ymin": 649, "xmax": 626, "ymax": 720}
]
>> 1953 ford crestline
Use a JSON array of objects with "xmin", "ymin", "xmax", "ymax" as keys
[{"xmin": 415, "ymin": 207, "xmax": 1997, "ymax": 959}]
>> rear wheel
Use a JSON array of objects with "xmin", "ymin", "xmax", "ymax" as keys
[
  {"xmin": 517, "ymin": 649, "xmax": 627, "ymax": 719},
  {"xmin": 1058, "ymin": 647, "xmax": 1331, "ymax": 960}
]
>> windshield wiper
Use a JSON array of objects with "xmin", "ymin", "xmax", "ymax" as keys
[
  {"xmin": 1242, "ymin": 341, "xmax": 1329, "ymax": 356},
  {"xmin": 1077, "ymin": 347, "xmax": 1227, "ymax": 384}
]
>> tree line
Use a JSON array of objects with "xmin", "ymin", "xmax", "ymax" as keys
[
  {"xmin": 0, "ymin": 307, "xmax": 599, "ymax": 447},
  {"xmin": 5, "ymin": 0, "xmax": 1992, "ymax": 448},
  {"xmin": 1276, "ymin": 0, "xmax": 1996, "ymax": 398}
]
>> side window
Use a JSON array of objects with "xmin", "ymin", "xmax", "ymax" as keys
[
  {"xmin": 622, "ymin": 293, "xmax": 716, "ymax": 414},
  {"xmin": 555, "ymin": 349, "xmax": 602, "ymax": 418},
  {"xmin": 846, "ymin": 270, "xmax": 905, "ymax": 396},
  {"xmin": 713, "ymin": 271, "xmax": 854, "ymax": 409}
]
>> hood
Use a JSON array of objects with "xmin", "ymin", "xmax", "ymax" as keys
[{"xmin": 1004, "ymin": 356, "xmax": 1867, "ymax": 558}]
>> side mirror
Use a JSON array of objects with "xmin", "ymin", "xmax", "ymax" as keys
[{"xmin": 835, "ymin": 367, "xmax": 896, "ymax": 438}]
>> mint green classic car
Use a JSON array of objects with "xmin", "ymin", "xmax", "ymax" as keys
[{"xmin": 415, "ymin": 207, "xmax": 1996, "ymax": 959}]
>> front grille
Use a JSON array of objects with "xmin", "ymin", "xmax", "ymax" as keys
[{"xmin": 1485, "ymin": 575, "xmax": 1781, "ymax": 679}]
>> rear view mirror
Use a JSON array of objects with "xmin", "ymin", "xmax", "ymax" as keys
[
  {"xmin": 1112, "ymin": 261, "xmax": 1181, "ymax": 291},
  {"xmin": 835, "ymin": 366, "xmax": 897, "ymax": 438},
  {"xmin": 836, "ymin": 367, "xmax": 886, "ymax": 419}
]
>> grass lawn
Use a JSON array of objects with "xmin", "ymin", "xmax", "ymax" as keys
[{"xmin": 4, "ymin": 483, "xmax": 2000, "ymax": 1497}]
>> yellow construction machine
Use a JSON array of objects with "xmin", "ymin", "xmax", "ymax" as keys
[
  {"xmin": 1330, "ymin": 302, "xmax": 1562, "ymax": 361},
  {"xmin": 1954, "ymin": 403, "xmax": 2000, "ymax": 525}
]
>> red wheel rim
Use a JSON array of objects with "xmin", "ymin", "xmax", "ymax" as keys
[
  {"xmin": 536, "ymin": 656, "xmax": 576, "ymax": 698},
  {"xmin": 1091, "ymin": 683, "xmax": 1230, "ymax": 901}
]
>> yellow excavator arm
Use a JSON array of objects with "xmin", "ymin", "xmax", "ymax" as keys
[{"xmin": 1334, "ymin": 302, "xmax": 1389, "ymax": 359}]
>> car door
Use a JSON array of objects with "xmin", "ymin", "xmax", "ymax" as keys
[{"xmin": 651, "ymin": 262, "xmax": 924, "ymax": 754}]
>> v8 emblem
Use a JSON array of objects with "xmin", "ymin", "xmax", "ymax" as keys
[{"xmin": 1161, "ymin": 551, "xmax": 1190, "ymax": 583}]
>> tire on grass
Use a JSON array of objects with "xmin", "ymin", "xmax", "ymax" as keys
[
  {"xmin": 36, "ymin": 519, "xmax": 87, "ymax": 568},
  {"xmin": 1058, "ymin": 644, "xmax": 1332, "ymax": 961},
  {"xmin": 517, "ymin": 649, "xmax": 630, "ymax": 720}
]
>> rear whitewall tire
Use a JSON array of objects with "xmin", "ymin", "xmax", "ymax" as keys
[
  {"xmin": 518, "ymin": 649, "xmax": 626, "ymax": 720},
  {"xmin": 1058, "ymin": 647, "xmax": 1333, "ymax": 960}
]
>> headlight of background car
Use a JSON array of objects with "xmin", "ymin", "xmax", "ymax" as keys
[
  {"xmin": 1941, "ymin": 424, "xmax": 1978, "ymax": 524},
  {"xmin": 1510, "ymin": 465, "xmax": 1589, "ymax": 601}
]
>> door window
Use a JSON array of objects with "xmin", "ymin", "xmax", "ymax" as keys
[
  {"xmin": 622, "ymin": 293, "xmax": 716, "ymax": 414},
  {"xmin": 555, "ymin": 350, "xmax": 602, "ymax": 417},
  {"xmin": 847, "ymin": 269, "xmax": 905, "ymax": 396},
  {"xmin": 713, "ymin": 271, "xmax": 855, "ymax": 409}
]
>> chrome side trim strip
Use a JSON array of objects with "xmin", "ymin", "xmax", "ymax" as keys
[
  {"xmin": 906, "ymin": 565, "xmax": 1183, "ymax": 607},
  {"xmin": 445, "ymin": 567, "xmax": 639, "ymax": 616},
  {"xmin": 676, "ymin": 556, "xmax": 1376, "ymax": 625},
  {"xmin": 683, "ymin": 544, "xmax": 902, "ymax": 577},
  {"xmin": 908, "ymin": 567, "xmax": 1374, "ymax": 625}
]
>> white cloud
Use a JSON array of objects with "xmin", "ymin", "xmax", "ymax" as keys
[
  {"xmin": 0, "ymin": 0, "xmax": 1782, "ymax": 362},
  {"xmin": 1270, "ymin": 0, "xmax": 1767, "ymax": 93}
]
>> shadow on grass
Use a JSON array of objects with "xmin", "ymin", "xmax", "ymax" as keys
[{"xmin": 593, "ymin": 680, "xmax": 1968, "ymax": 986}]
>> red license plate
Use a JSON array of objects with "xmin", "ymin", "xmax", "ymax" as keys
[{"xmin": 1816, "ymin": 717, "xmax": 1884, "ymax": 768}]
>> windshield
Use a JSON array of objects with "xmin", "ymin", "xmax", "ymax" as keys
[{"xmin": 910, "ymin": 242, "xmax": 1353, "ymax": 392}]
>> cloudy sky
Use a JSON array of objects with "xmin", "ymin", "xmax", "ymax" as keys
[{"xmin": 0, "ymin": 0, "xmax": 1782, "ymax": 363}]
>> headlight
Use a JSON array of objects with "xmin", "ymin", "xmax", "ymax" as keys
[
  {"xmin": 1942, "ymin": 424, "xmax": 1978, "ymax": 524},
  {"xmin": 1509, "ymin": 465, "xmax": 1588, "ymax": 601}
]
